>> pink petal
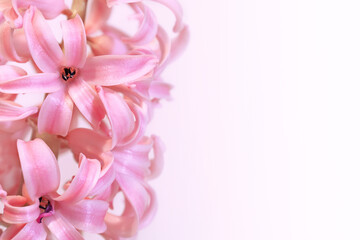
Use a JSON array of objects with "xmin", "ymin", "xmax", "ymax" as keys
[
  {"xmin": 0, "ymin": 1, "xmax": 12, "ymax": 9},
  {"xmin": 0, "ymin": 101, "xmax": 37, "ymax": 121},
  {"xmin": 89, "ymin": 166, "xmax": 115, "ymax": 197},
  {"xmin": 148, "ymin": 135, "xmax": 165, "ymax": 179},
  {"xmin": 61, "ymin": 15, "xmax": 87, "ymax": 68},
  {"xmin": 2, "ymin": 6, "xmax": 22, "ymax": 28},
  {"xmin": 122, "ymin": 3, "xmax": 158, "ymax": 45},
  {"xmin": 68, "ymin": 77, "xmax": 105, "ymax": 128},
  {"xmin": 113, "ymin": 137, "xmax": 152, "ymax": 179},
  {"xmin": 58, "ymin": 199, "xmax": 108, "ymax": 233},
  {"xmin": 67, "ymin": 128, "xmax": 112, "ymax": 159},
  {"xmin": 0, "ymin": 22, "xmax": 27, "ymax": 62},
  {"xmin": 0, "ymin": 140, "xmax": 22, "ymax": 195},
  {"xmin": 138, "ymin": 183, "xmax": 157, "ymax": 228},
  {"xmin": 23, "ymin": 7, "xmax": 63, "ymax": 73},
  {"xmin": 152, "ymin": 0, "xmax": 183, "ymax": 32},
  {"xmin": 54, "ymin": 154, "xmax": 100, "ymax": 203},
  {"xmin": 149, "ymin": 81, "xmax": 172, "ymax": 100},
  {"xmin": 17, "ymin": 0, "xmax": 67, "ymax": 19},
  {"xmin": 2, "ymin": 196, "xmax": 39, "ymax": 224},
  {"xmin": 156, "ymin": 25, "xmax": 171, "ymax": 66},
  {"xmin": 0, "ymin": 65, "xmax": 27, "ymax": 83},
  {"xmin": 116, "ymin": 174, "xmax": 149, "ymax": 220},
  {"xmin": 43, "ymin": 213, "xmax": 84, "ymax": 240},
  {"xmin": 102, "ymin": 200, "xmax": 138, "ymax": 238},
  {"xmin": 82, "ymin": 55, "xmax": 158, "ymax": 86},
  {"xmin": 85, "ymin": 0, "xmax": 111, "ymax": 35},
  {"xmin": 17, "ymin": 139, "xmax": 60, "ymax": 200},
  {"xmin": 13, "ymin": 28, "xmax": 31, "ymax": 60},
  {"xmin": 88, "ymin": 33, "xmax": 128, "ymax": 56},
  {"xmin": 0, "ymin": 73, "xmax": 62, "ymax": 93},
  {"xmin": 11, "ymin": 221, "xmax": 47, "ymax": 240},
  {"xmin": 107, "ymin": 0, "xmax": 183, "ymax": 32},
  {"xmin": 0, "ymin": 224, "xmax": 24, "ymax": 240},
  {"xmin": 115, "ymin": 100, "xmax": 148, "ymax": 148},
  {"xmin": 97, "ymin": 86, "xmax": 135, "ymax": 148},
  {"xmin": 168, "ymin": 24, "xmax": 189, "ymax": 63},
  {"xmin": 38, "ymin": 90, "xmax": 73, "ymax": 137}
]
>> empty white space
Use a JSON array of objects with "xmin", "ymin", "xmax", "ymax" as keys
[{"xmin": 139, "ymin": 0, "xmax": 360, "ymax": 240}]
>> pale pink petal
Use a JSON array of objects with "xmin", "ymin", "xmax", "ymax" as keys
[
  {"xmin": 0, "ymin": 22, "xmax": 27, "ymax": 62},
  {"xmin": 149, "ymin": 81, "xmax": 172, "ymax": 100},
  {"xmin": 88, "ymin": 33, "xmax": 128, "ymax": 56},
  {"xmin": 2, "ymin": 196, "xmax": 39, "ymax": 224},
  {"xmin": 148, "ymin": 135, "xmax": 165, "ymax": 179},
  {"xmin": 0, "ymin": 101, "xmax": 37, "ymax": 121},
  {"xmin": 97, "ymin": 86, "xmax": 135, "ymax": 148},
  {"xmin": 82, "ymin": 55, "xmax": 158, "ymax": 86},
  {"xmin": 43, "ymin": 213, "xmax": 84, "ymax": 240},
  {"xmin": 61, "ymin": 15, "xmax": 87, "ymax": 68},
  {"xmin": 0, "ymin": 73, "xmax": 62, "ymax": 93},
  {"xmin": 0, "ymin": 184, "xmax": 6, "ymax": 198},
  {"xmin": 23, "ymin": 7, "xmax": 63, "ymax": 73},
  {"xmin": 113, "ymin": 137, "xmax": 152, "ymax": 179},
  {"xmin": 168, "ymin": 24, "xmax": 189, "ymax": 63},
  {"xmin": 116, "ymin": 100, "xmax": 147, "ymax": 148},
  {"xmin": 89, "ymin": 166, "xmax": 115, "ymax": 196},
  {"xmin": 13, "ymin": 28, "xmax": 31, "ymax": 59},
  {"xmin": 2, "ymin": 6, "xmax": 22, "ymax": 28},
  {"xmin": 85, "ymin": 0, "xmax": 111, "ymax": 35},
  {"xmin": 17, "ymin": 139, "xmax": 60, "ymax": 200},
  {"xmin": 0, "ymin": 224, "xmax": 24, "ymax": 240},
  {"xmin": 102, "ymin": 200, "xmax": 138, "ymax": 238},
  {"xmin": 11, "ymin": 221, "xmax": 47, "ymax": 240},
  {"xmin": 68, "ymin": 77, "xmax": 106, "ymax": 128},
  {"xmin": 0, "ymin": 141, "xmax": 22, "ymax": 195},
  {"xmin": 155, "ymin": 24, "xmax": 189, "ymax": 76},
  {"xmin": 122, "ymin": 3, "xmax": 157, "ymax": 45},
  {"xmin": 38, "ymin": 90, "xmax": 73, "ymax": 137},
  {"xmin": 0, "ymin": 65, "xmax": 26, "ymax": 83},
  {"xmin": 67, "ymin": 128, "xmax": 112, "ymax": 159},
  {"xmin": 152, "ymin": 0, "xmax": 183, "ymax": 32},
  {"xmin": 116, "ymin": 174, "xmax": 149, "ymax": 220},
  {"xmin": 0, "ymin": 0, "xmax": 12, "ymax": 9},
  {"xmin": 156, "ymin": 25, "xmax": 171, "ymax": 65},
  {"xmin": 139, "ymin": 183, "xmax": 157, "ymax": 228},
  {"xmin": 107, "ymin": 0, "xmax": 183, "ymax": 32},
  {"xmin": 54, "ymin": 154, "xmax": 100, "ymax": 203},
  {"xmin": 16, "ymin": 0, "xmax": 67, "ymax": 19},
  {"xmin": 58, "ymin": 199, "xmax": 108, "ymax": 233}
]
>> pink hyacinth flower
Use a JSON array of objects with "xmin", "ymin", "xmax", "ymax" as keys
[
  {"xmin": 1, "ymin": 139, "xmax": 108, "ymax": 239},
  {"xmin": 67, "ymin": 124, "xmax": 165, "ymax": 237},
  {"xmin": 0, "ymin": 7, "xmax": 158, "ymax": 136}
]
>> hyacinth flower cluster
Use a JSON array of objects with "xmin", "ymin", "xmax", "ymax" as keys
[{"xmin": 0, "ymin": 0, "xmax": 188, "ymax": 238}]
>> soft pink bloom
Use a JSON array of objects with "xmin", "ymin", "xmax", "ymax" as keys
[
  {"xmin": 0, "ymin": 0, "xmax": 66, "ymax": 28},
  {"xmin": 0, "ymin": 7, "xmax": 158, "ymax": 137},
  {"xmin": 107, "ymin": 0, "xmax": 184, "ymax": 32},
  {"xmin": 67, "ymin": 124, "xmax": 165, "ymax": 237},
  {"xmin": 0, "ymin": 100, "xmax": 37, "ymax": 195},
  {"xmin": 0, "ymin": 22, "xmax": 30, "ymax": 63},
  {"xmin": 1, "ymin": 138, "xmax": 108, "ymax": 239},
  {"xmin": 85, "ymin": 0, "xmax": 112, "ymax": 35}
]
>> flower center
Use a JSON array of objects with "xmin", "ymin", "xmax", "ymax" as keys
[
  {"xmin": 36, "ymin": 196, "xmax": 53, "ymax": 223},
  {"xmin": 60, "ymin": 67, "xmax": 77, "ymax": 81}
]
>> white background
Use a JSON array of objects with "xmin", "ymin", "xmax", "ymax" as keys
[{"xmin": 140, "ymin": 0, "xmax": 360, "ymax": 240}]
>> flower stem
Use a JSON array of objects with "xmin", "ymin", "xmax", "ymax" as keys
[{"xmin": 71, "ymin": 0, "xmax": 88, "ymax": 21}]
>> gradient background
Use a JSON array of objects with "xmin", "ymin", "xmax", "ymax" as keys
[{"xmin": 138, "ymin": 0, "xmax": 360, "ymax": 239}]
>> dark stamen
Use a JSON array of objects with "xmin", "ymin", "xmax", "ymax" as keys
[
  {"xmin": 37, "ymin": 196, "xmax": 53, "ymax": 223},
  {"xmin": 61, "ymin": 67, "xmax": 77, "ymax": 81}
]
